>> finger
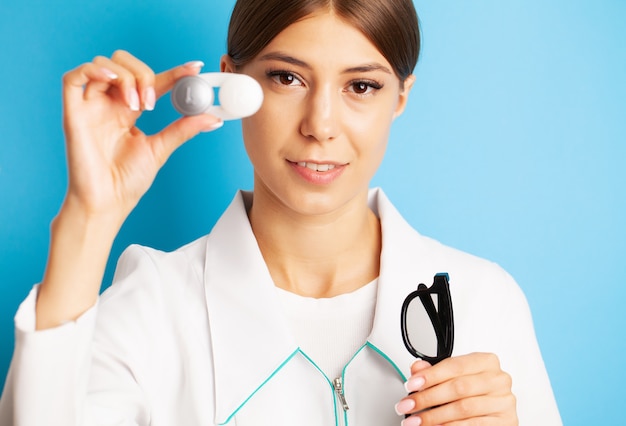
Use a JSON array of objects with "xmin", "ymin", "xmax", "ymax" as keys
[
  {"xmin": 154, "ymin": 60, "xmax": 205, "ymax": 99},
  {"xmin": 414, "ymin": 353, "xmax": 501, "ymax": 392},
  {"xmin": 62, "ymin": 62, "xmax": 119, "ymax": 106},
  {"xmin": 147, "ymin": 113, "xmax": 224, "ymax": 167},
  {"xmin": 410, "ymin": 359, "xmax": 432, "ymax": 375},
  {"xmin": 414, "ymin": 368, "xmax": 512, "ymax": 412},
  {"xmin": 89, "ymin": 55, "xmax": 142, "ymax": 111},
  {"xmin": 105, "ymin": 50, "xmax": 156, "ymax": 111},
  {"xmin": 399, "ymin": 354, "xmax": 511, "ymax": 417},
  {"xmin": 416, "ymin": 394, "xmax": 517, "ymax": 426},
  {"xmin": 110, "ymin": 50, "xmax": 157, "ymax": 111}
]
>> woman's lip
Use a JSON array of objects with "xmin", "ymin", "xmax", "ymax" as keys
[
  {"xmin": 289, "ymin": 160, "xmax": 347, "ymax": 167},
  {"xmin": 296, "ymin": 161, "xmax": 336, "ymax": 172},
  {"xmin": 288, "ymin": 160, "xmax": 347, "ymax": 185}
]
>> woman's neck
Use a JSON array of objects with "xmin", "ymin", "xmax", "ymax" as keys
[{"xmin": 248, "ymin": 188, "xmax": 381, "ymax": 298}]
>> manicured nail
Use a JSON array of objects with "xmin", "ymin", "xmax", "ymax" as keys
[
  {"xmin": 101, "ymin": 68, "xmax": 118, "ymax": 80},
  {"xmin": 144, "ymin": 86, "xmax": 156, "ymax": 111},
  {"xmin": 395, "ymin": 398, "xmax": 415, "ymax": 415},
  {"xmin": 201, "ymin": 119, "xmax": 224, "ymax": 132},
  {"xmin": 184, "ymin": 60, "xmax": 205, "ymax": 69},
  {"xmin": 401, "ymin": 416, "xmax": 422, "ymax": 426},
  {"xmin": 128, "ymin": 88, "xmax": 140, "ymax": 111},
  {"xmin": 404, "ymin": 376, "xmax": 425, "ymax": 393}
]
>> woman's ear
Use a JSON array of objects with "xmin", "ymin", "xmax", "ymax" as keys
[
  {"xmin": 393, "ymin": 74, "xmax": 416, "ymax": 119},
  {"xmin": 220, "ymin": 54, "xmax": 237, "ymax": 73}
]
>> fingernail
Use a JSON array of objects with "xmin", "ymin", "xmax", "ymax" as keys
[
  {"xmin": 184, "ymin": 60, "xmax": 205, "ymax": 69},
  {"xmin": 201, "ymin": 119, "xmax": 224, "ymax": 132},
  {"xmin": 404, "ymin": 376, "xmax": 425, "ymax": 393},
  {"xmin": 395, "ymin": 398, "xmax": 415, "ymax": 415},
  {"xmin": 128, "ymin": 88, "xmax": 140, "ymax": 111},
  {"xmin": 401, "ymin": 416, "xmax": 422, "ymax": 426},
  {"xmin": 101, "ymin": 68, "xmax": 118, "ymax": 80},
  {"xmin": 144, "ymin": 87, "xmax": 156, "ymax": 111}
]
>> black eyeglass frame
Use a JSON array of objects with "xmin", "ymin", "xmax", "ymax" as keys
[{"xmin": 400, "ymin": 272, "xmax": 454, "ymax": 365}]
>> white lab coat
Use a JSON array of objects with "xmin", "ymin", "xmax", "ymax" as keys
[{"xmin": 0, "ymin": 189, "xmax": 562, "ymax": 425}]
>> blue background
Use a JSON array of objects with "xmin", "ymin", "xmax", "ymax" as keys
[{"xmin": 1, "ymin": 1, "xmax": 624, "ymax": 424}]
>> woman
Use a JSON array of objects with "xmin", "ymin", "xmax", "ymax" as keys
[{"xmin": 0, "ymin": 0, "xmax": 561, "ymax": 425}]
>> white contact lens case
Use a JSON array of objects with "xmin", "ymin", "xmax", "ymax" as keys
[{"xmin": 171, "ymin": 72, "xmax": 263, "ymax": 120}]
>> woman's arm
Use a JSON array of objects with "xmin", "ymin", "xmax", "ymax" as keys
[{"xmin": 36, "ymin": 51, "xmax": 223, "ymax": 329}]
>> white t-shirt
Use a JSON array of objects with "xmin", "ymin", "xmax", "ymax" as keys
[{"xmin": 276, "ymin": 279, "xmax": 379, "ymax": 380}]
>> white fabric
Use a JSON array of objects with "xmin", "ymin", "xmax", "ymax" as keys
[
  {"xmin": 0, "ymin": 188, "xmax": 563, "ymax": 425},
  {"xmin": 276, "ymin": 278, "xmax": 378, "ymax": 380}
]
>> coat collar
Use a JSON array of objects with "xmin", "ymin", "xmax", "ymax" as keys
[
  {"xmin": 203, "ymin": 191, "xmax": 298, "ymax": 424},
  {"xmin": 203, "ymin": 189, "xmax": 433, "ymax": 423},
  {"xmin": 366, "ymin": 188, "xmax": 434, "ymax": 378}
]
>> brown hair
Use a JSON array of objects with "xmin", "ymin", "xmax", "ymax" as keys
[{"xmin": 227, "ymin": 0, "xmax": 420, "ymax": 82}]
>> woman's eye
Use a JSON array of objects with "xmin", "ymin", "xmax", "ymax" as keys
[
  {"xmin": 268, "ymin": 71, "xmax": 302, "ymax": 86},
  {"xmin": 353, "ymin": 82, "xmax": 370, "ymax": 94},
  {"xmin": 348, "ymin": 80, "xmax": 382, "ymax": 96}
]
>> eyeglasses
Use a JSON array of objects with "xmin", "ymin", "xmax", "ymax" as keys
[{"xmin": 400, "ymin": 273, "xmax": 454, "ymax": 365}]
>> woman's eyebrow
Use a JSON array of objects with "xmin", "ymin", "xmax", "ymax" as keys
[
  {"xmin": 259, "ymin": 52, "xmax": 310, "ymax": 68},
  {"xmin": 343, "ymin": 64, "xmax": 392, "ymax": 74},
  {"xmin": 259, "ymin": 52, "xmax": 392, "ymax": 74}
]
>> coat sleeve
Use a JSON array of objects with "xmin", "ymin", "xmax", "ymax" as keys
[
  {"xmin": 0, "ymin": 286, "xmax": 103, "ymax": 425},
  {"xmin": 485, "ymin": 267, "xmax": 562, "ymax": 426},
  {"xmin": 447, "ymin": 253, "xmax": 562, "ymax": 425},
  {"xmin": 0, "ymin": 246, "xmax": 159, "ymax": 426}
]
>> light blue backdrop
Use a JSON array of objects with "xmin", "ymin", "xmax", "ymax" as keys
[{"xmin": 1, "ymin": 1, "xmax": 624, "ymax": 424}]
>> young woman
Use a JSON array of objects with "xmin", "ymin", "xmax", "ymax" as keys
[{"xmin": 0, "ymin": 0, "xmax": 561, "ymax": 425}]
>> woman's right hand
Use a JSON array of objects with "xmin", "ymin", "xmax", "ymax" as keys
[
  {"xmin": 36, "ymin": 51, "xmax": 223, "ymax": 329},
  {"xmin": 62, "ymin": 50, "xmax": 222, "ymax": 224}
]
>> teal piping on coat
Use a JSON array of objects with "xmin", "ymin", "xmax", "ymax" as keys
[
  {"xmin": 219, "ymin": 348, "xmax": 340, "ymax": 425},
  {"xmin": 219, "ymin": 343, "xmax": 406, "ymax": 425},
  {"xmin": 218, "ymin": 349, "xmax": 300, "ymax": 425},
  {"xmin": 364, "ymin": 341, "xmax": 408, "ymax": 382},
  {"xmin": 298, "ymin": 350, "xmax": 342, "ymax": 426}
]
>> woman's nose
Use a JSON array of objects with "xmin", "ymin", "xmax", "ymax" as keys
[{"xmin": 299, "ymin": 86, "xmax": 341, "ymax": 142}]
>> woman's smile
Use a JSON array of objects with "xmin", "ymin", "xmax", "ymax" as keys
[{"xmin": 288, "ymin": 160, "xmax": 347, "ymax": 185}]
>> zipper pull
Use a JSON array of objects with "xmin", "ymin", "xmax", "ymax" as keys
[{"xmin": 333, "ymin": 377, "xmax": 350, "ymax": 411}]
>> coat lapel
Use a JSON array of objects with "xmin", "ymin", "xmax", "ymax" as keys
[
  {"xmin": 366, "ymin": 189, "xmax": 445, "ymax": 379},
  {"xmin": 203, "ymin": 192, "xmax": 298, "ymax": 424}
]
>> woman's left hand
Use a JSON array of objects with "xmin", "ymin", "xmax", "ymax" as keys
[{"xmin": 395, "ymin": 353, "xmax": 518, "ymax": 426}]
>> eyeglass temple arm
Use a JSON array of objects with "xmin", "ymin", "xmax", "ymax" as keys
[
  {"xmin": 417, "ymin": 288, "xmax": 448, "ymax": 359},
  {"xmin": 417, "ymin": 274, "xmax": 453, "ymax": 361}
]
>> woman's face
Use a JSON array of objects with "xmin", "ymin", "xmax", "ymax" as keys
[{"xmin": 224, "ymin": 10, "xmax": 414, "ymax": 218}]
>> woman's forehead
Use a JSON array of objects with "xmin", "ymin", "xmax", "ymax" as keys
[{"xmin": 257, "ymin": 10, "xmax": 392, "ymax": 71}]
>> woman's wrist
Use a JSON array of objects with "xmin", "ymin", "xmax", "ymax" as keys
[{"xmin": 35, "ymin": 199, "xmax": 123, "ymax": 330}]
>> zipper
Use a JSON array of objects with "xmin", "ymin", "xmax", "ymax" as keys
[{"xmin": 333, "ymin": 377, "xmax": 349, "ymax": 411}]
